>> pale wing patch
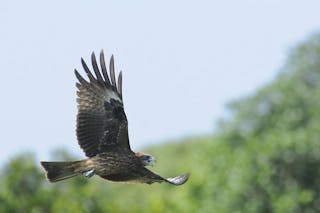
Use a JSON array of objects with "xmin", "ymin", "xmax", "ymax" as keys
[{"xmin": 105, "ymin": 89, "xmax": 122, "ymax": 103}]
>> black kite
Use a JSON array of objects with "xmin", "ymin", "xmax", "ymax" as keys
[{"xmin": 41, "ymin": 51, "xmax": 189, "ymax": 185}]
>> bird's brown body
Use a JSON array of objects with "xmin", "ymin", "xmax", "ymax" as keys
[
  {"xmin": 93, "ymin": 147, "xmax": 141, "ymax": 179},
  {"xmin": 95, "ymin": 150, "xmax": 161, "ymax": 183},
  {"xmin": 41, "ymin": 51, "xmax": 189, "ymax": 185}
]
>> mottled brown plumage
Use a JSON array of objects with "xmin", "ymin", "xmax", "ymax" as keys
[{"xmin": 40, "ymin": 50, "xmax": 189, "ymax": 185}]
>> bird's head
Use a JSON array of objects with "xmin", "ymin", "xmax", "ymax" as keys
[{"xmin": 135, "ymin": 152, "xmax": 157, "ymax": 167}]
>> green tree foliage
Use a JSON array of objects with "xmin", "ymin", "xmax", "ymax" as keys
[
  {"xmin": 217, "ymin": 34, "xmax": 320, "ymax": 212},
  {"xmin": 1, "ymin": 33, "xmax": 320, "ymax": 212}
]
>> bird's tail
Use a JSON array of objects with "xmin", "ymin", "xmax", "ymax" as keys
[{"xmin": 40, "ymin": 159, "xmax": 93, "ymax": 182}]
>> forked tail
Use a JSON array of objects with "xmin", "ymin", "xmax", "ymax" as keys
[{"xmin": 40, "ymin": 160, "xmax": 91, "ymax": 182}]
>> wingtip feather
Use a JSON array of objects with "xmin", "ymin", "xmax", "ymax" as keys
[
  {"xmin": 100, "ymin": 50, "xmax": 110, "ymax": 84},
  {"xmin": 81, "ymin": 57, "xmax": 96, "ymax": 82},
  {"xmin": 74, "ymin": 69, "xmax": 88, "ymax": 85},
  {"xmin": 91, "ymin": 51, "xmax": 104, "ymax": 84},
  {"xmin": 118, "ymin": 71, "xmax": 123, "ymax": 96},
  {"xmin": 166, "ymin": 173, "xmax": 190, "ymax": 185},
  {"xmin": 109, "ymin": 55, "xmax": 117, "ymax": 87}
]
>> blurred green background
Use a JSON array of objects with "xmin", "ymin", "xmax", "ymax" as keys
[{"xmin": 1, "ymin": 33, "xmax": 320, "ymax": 212}]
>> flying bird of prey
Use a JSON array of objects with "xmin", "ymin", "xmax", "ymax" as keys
[{"xmin": 41, "ymin": 51, "xmax": 189, "ymax": 185}]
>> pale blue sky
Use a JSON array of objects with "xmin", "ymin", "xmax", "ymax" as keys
[{"xmin": 1, "ymin": 0, "xmax": 320, "ymax": 163}]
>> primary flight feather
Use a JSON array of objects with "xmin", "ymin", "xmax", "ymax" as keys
[{"xmin": 41, "ymin": 50, "xmax": 189, "ymax": 185}]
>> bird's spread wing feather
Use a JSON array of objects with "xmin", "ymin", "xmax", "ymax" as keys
[
  {"xmin": 75, "ymin": 50, "xmax": 130, "ymax": 157},
  {"xmin": 137, "ymin": 168, "xmax": 190, "ymax": 185},
  {"xmin": 165, "ymin": 173, "xmax": 190, "ymax": 185}
]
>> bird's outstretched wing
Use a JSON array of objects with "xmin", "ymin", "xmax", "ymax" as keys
[
  {"xmin": 136, "ymin": 168, "xmax": 190, "ymax": 185},
  {"xmin": 75, "ymin": 50, "xmax": 130, "ymax": 157},
  {"xmin": 165, "ymin": 173, "xmax": 190, "ymax": 185}
]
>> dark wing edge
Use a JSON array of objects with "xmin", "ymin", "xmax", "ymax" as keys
[{"xmin": 75, "ymin": 50, "xmax": 129, "ymax": 157}]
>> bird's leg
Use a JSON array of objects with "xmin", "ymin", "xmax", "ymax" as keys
[{"xmin": 83, "ymin": 169, "xmax": 95, "ymax": 178}]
